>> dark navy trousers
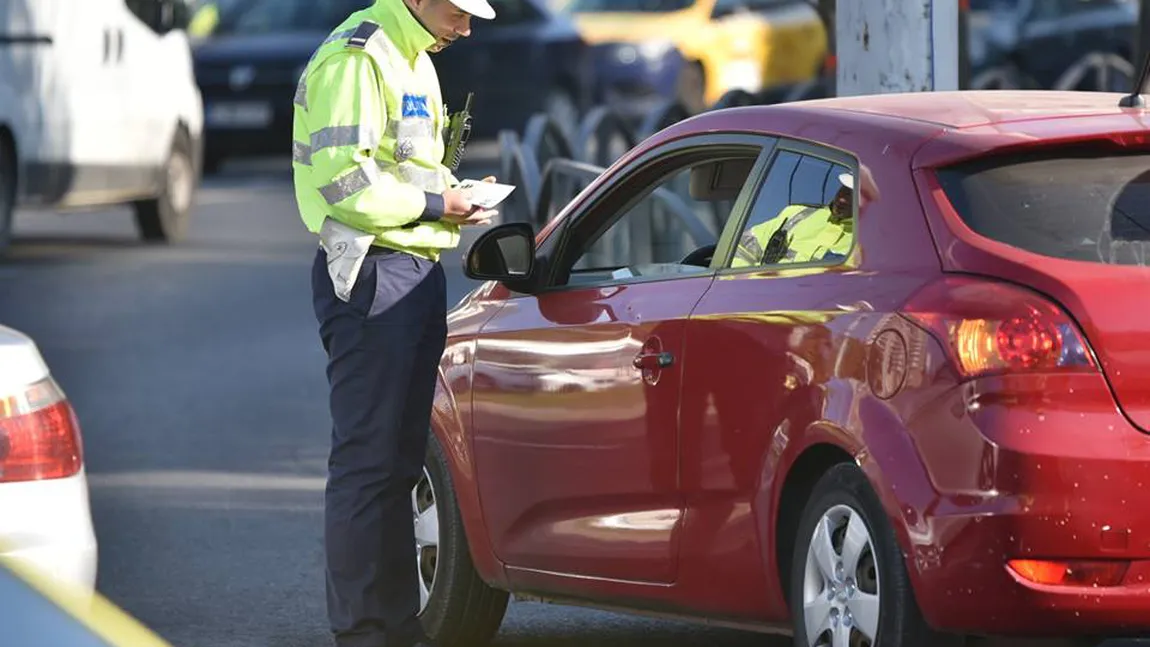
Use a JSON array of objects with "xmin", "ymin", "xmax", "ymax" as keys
[{"xmin": 311, "ymin": 246, "xmax": 447, "ymax": 647}]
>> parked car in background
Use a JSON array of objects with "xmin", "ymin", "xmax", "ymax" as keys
[
  {"xmin": 0, "ymin": 324, "xmax": 96, "ymax": 594},
  {"xmin": 565, "ymin": 0, "xmax": 827, "ymax": 113},
  {"xmin": 190, "ymin": 0, "xmax": 370, "ymax": 173},
  {"xmin": 967, "ymin": 0, "xmax": 1137, "ymax": 90},
  {"xmin": 0, "ymin": 0, "xmax": 204, "ymax": 251},
  {"xmin": 407, "ymin": 88, "xmax": 1150, "ymax": 647},
  {"xmin": 192, "ymin": 0, "xmax": 592, "ymax": 171}
]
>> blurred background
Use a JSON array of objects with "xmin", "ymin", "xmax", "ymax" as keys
[{"xmin": 1, "ymin": 1, "xmax": 1148, "ymax": 646}]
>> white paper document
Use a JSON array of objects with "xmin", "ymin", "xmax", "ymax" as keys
[{"xmin": 457, "ymin": 179, "xmax": 516, "ymax": 209}]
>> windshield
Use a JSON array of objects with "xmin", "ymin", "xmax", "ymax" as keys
[
  {"xmin": 937, "ymin": 148, "xmax": 1150, "ymax": 266},
  {"xmin": 214, "ymin": 0, "xmax": 373, "ymax": 35},
  {"xmin": 567, "ymin": 0, "xmax": 695, "ymax": 13}
]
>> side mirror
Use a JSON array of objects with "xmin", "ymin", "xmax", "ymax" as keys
[{"xmin": 464, "ymin": 222, "xmax": 537, "ymax": 283}]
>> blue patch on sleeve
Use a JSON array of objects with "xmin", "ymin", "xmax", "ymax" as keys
[
  {"xmin": 821, "ymin": 252, "xmax": 847, "ymax": 262},
  {"xmin": 401, "ymin": 94, "xmax": 430, "ymax": 118}
]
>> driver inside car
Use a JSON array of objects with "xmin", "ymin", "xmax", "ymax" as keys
[{"xmin": 732, "ymin": 172, "xmax": 856, "ymax": 268}]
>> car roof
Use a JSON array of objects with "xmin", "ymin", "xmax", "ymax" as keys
[
  {"xmin": 793, "ymin": 90, "xmax": 1140, "ymax": 129},
  {"xmin": 635, "ymin": 90, "xmax": 1150, "ymax": 171}
]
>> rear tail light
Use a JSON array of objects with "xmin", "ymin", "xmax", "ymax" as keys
[
  {"xmin": 1008, "ymin": 559, "xmax": 1128, "ymax": 588},
  {"xmin": 0, "ymin": 378, "xmax": 83, "ymax": 483},
  {"xmin": 901, "ymin": 276, "xmax": 1095, "ymax": 379}
]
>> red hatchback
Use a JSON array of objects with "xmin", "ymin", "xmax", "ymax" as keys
[{"xmin": 413, "ymin": 90, "xmax": 1150, "ymax": 647}]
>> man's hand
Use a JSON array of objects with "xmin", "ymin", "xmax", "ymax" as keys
[{"xmin": 440, "ymin": 186, "xmax": 496, "ymax": 226}]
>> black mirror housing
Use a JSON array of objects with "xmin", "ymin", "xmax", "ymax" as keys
[{"xmin": 464, "ymin": 222, "xmax": 538, "ymax": 285}]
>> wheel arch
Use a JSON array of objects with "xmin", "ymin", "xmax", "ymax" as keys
[{"xmin": 768, "ymin": 417, "xmax": 937, "ymax": 619}]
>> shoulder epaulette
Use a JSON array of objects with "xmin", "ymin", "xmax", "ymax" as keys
[{"xmin": 345, "ymin": 22, "xmax": 380, "ymax": 49}]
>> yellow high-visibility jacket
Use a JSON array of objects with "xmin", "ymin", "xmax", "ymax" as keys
[
  {"xmin": 732, "ymin": 204, "xmax": 852, "ymax": 268},
  {"xmin": 292, "ymin": 0, "xmax": 460, "ymax": 261}
]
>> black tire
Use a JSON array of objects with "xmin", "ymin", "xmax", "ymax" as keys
[
  {"xmin": 790, "ymin": 464, "xmax": 963, "ymax": 647},
  {"xmin": 418, "ymin": 433, "xmax": 509, "ymax": 647},
  {"xmin": 0, "ymin": 132, "xmax": 14, "ymax": 252},
  {"xmin": 134, "ymin": 129, "xmax": 197, "ymax": 243}
]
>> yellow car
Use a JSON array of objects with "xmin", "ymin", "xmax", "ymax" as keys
[
  {"xmin": 565, "ymin": 0, "xmax": 828, "ymax": 112},
  {"xmin": 1, "ymin": 556, "xmax": 173, "ymax": 647}
]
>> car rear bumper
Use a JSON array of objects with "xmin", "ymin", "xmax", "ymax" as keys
[
  {"xmin": 0, "ymin": 471, "xmax": 98, "ymax": 593},
  {"xmin": 894, "ymin": 372, "xmax": 1150, "ymax": 637}
]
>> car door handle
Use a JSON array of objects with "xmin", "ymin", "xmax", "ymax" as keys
[{"xmin": 633, "ymin": 351, "xmax": 674, "ymax": 370}]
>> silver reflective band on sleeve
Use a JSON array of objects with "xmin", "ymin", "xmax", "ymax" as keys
[
  {"xmin": 292, "ymin": 141, "xmax": 312, "ymax": 166},
  {"xmin": 325, "ymin": 28, "xmax": 356, "ymax": 46},
  {"xmin": 311, "ymin": 124, "xmax": 379, "ymax": 155},
  {"xmin": 385, "ymin": 119, "xmax": 435, "ymax": 140},
  {"xmin": 319, "ymin": 163, "xmax": 379, "ymax": 205},
  {"xmin": 396, "ymin": 162, "xmax": 445, "ymax": 193},
  {"xmin": 294, "ymin": 81, "xmax": 308, "ymax": 110}
]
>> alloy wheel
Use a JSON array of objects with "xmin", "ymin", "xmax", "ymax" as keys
[
  {"xmin": 802, "ymin": 504, "xmax": 881, "ymax": 647},
  {"xmin": 412, "ymin": 466, "xmax": 440, "ymax": 613}
]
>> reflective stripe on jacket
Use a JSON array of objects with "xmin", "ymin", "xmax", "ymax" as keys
[{"xmin": 292, "ymin": 0, "xmax": 460, "ymax": 261}]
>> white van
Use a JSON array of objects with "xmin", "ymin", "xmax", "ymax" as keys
[{"xmin": 0, "ymin": 0, "xmax": 204, "ymax": 250}]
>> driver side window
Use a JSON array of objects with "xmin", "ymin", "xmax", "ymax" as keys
[{"xmin": 562, "ymin": 150, "xmax": 760, "ymax": 287}]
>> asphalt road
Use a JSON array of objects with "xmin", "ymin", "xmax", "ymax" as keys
[{"xmin": 0, "ymin": 155, "xmax": 1140, "ymax": 647}]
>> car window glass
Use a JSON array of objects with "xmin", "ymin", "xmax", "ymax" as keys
[
  {"xmin": 937, "ymin": 149, "xmax": 1150, "ymax": 266},
  {"xmin": 728, "ymin": 150, "xmax": 855, "ymax": 268},
  {"xmin": 214, "ymin": 0, "xmax": 371, "ymax": 35},
  {"xmin": 561, "ymin": 152, "xmax": 760, "ymax": 287}
]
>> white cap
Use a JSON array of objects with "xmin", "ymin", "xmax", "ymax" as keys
[
  {"xmin": 448, "ymin": 0, "xmax": 496, "ymax": 19},
  {"xmin": 838, "ymin": 172, "xmax": 854, "ymax": 190}
]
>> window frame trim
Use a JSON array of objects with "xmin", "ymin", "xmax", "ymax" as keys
[{"xmin": 533, "ymin": 132, "xmax": 779, "ymax": 295}]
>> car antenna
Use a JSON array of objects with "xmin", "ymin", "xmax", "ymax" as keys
[{"xmin": 1119, "ymin": 46, "xmax": 1150, "ymax": 108}]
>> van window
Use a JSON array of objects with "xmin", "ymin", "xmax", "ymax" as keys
[{"xmin": 936, "ymin": 149, "xmax": 1150, "ymax": 266}]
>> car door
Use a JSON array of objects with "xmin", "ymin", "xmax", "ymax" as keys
[
  {"xmin": 470, "ymin": 134, "xmax": 772, "ymax": 587},
  {"xmin": 676, "ymin": 141, "xmax": 871, "ymax": 617},
  {"xmin": 30, "ymin": 0, "xmax": 136, "ymax": 205},
  {"xmin": 121, "ymin": 0, "xmax": 192, "ymax": 172}
]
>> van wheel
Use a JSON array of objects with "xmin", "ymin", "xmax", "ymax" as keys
[
  {"xmin": 790, "ymin": 464, "xmax": 963, "ymax": 647},
  {"xmin": 417, "ymin": 433, "xmax": 509, "ymax": 647},
  {"xmin": 134, "ymin": 130, "xmax": 196, "ymax": 243},
  {"xmin": 0, "ymin": 134, "xmax": 15, "ymax": 251}
]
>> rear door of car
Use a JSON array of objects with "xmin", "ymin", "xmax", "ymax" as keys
[
  {"xmin": 470, "ymin": 133, "xmax": 773, "ymax": 588},
  {"xmin": 676, "ymin": 138, "xmax": 876, "ymax": 616}
]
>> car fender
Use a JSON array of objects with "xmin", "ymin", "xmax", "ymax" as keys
[{"xmin": 430, "ymin": 364, "xmax": 509, "ymax": 589}]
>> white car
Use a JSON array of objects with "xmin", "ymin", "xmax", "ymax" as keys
[
  {"xmin": 0, "ymin": 0, "xmax": 205, "ymax": 251},
  {"xmin": 0, "ymin": 324, "xmax": 97, "ymax": 592}
]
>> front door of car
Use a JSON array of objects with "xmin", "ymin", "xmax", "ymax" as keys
[{"xmin": 470, "ymin": 135, "xmax": 771, "ymax": 585}]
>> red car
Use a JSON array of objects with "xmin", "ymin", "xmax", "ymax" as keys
[{"xmin": 413, "ymin": 89, "xmax": 1150, "ymax": 647}]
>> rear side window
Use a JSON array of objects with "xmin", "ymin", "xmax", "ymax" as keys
[{"xmin": 936, "ymin": 149, "xmax": 1150, "ymax": 266}]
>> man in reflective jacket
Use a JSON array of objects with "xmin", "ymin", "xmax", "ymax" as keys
[
  {"xmin": 732, "ymin": 173, "xmax": 855, "ymax": 268},
  {"xmin": 291, "ymin": 0, "xmax": 496, "ymax": 646}
]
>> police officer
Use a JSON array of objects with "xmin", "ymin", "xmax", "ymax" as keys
[
  {"xmin": 733, "ymin": 172, "xmax": 855, "ymax": 267},
  {"xmin": 291, "ymin": 0, "xmax": 497, "ymax": 646}
]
